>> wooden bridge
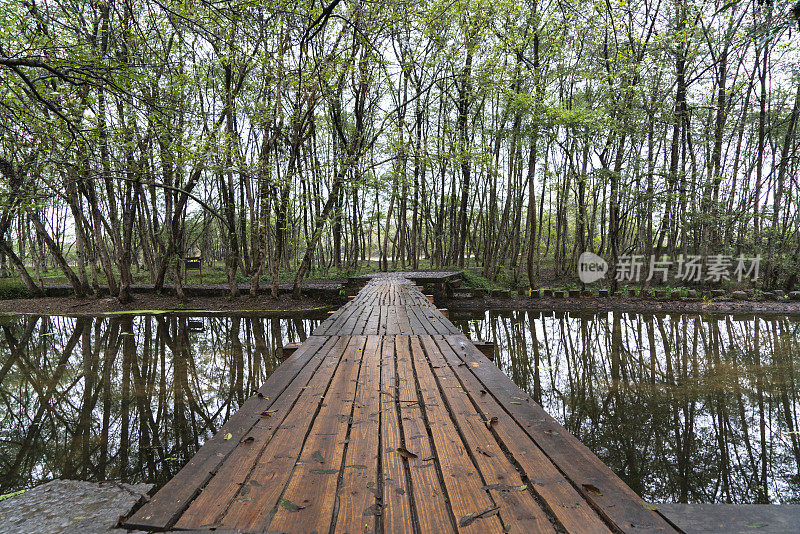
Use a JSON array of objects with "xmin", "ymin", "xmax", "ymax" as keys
[{"xmin": 125, "ymin": 276, "xmax": 678, "ymax": 533}]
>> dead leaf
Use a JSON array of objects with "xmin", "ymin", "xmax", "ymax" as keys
[
  {"xmin": 485, "ymin": 417, "xmax": 498, "ymax": 429},
  {"xmin": 544, "ymin": 429, "xmax": 559, "ymax": 435},
  {"xmin": 459, "ymin": 506, "xmax": 499, "ymax": 527},
  {"xmin": 260, "ymin": 411, "xmax": 272, "ymax": 417},
  {"xmin": 476, "ymin": 446, "xmax": 494, "ymax": 457},
  {"xmin": 582, "ymin": 484, "xmax": 603, "ymax": 496},
  {"xmin": 396, "ymin": 447, "xmax": 418, "ymax": 459},
  {"xmin": 279, "ymin": 498, "xmax": 305, "ymax": 512},
  {"xmin": 642, "ymin": 503, "xmax": 658, "ymax": 511},
  {"xmin": 482, "ymin": 484, "xmax": 527, "ymax": 492},
  {"xmin": 223, "ymin": 433, "xmax": 233, "ymax": 440},
  {"xmin": 241, "ymin": 436, "xmax": 255, "ymax": 444}
]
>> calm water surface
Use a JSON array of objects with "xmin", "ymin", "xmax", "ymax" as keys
[
  {"xmin": 451, "ymin": 310, "xmax": 800, "ymax": 505},
  {"xmin": 1, "ymin": 310, "xmax": 798, "ymax": 505},
  {"xmin": 0, "ymin": 313, "xmax": 324, "ymax": 494}
]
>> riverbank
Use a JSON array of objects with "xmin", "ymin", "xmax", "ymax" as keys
[
  {"xmin": 0, "ymin": 293, "xmax": 338, "ymax": 316},
  {"xmin": 446, "ymin": 294, "xmax": 800, "ymax": 316},
  {"xmin": 4, "ymin": 292, "xmax": 800, "ymax": 318}
]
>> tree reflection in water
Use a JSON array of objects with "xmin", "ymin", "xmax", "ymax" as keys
[
  {"xmin": 2, "ymin": 311, "xmax": 798, "ymax": 505},
  {"xmin": 0, "ymin": 313, "xmax": 322, "ymax": 493},
  {"xmin": 451, "ymin": 310, "xmax": 800, "ymax": 504}
]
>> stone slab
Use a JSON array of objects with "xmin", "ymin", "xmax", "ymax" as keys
[{"xmin": 0, "ymin": 479, "xmax": 152, "ymax": 534}]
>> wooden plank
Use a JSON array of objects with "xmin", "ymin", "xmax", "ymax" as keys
[
  {"xmin": 407, "ymin": 305, "xmax": 440, "ymax": 336},
  {"xmin": 131, "ymin": 276, "xmax": 673, "ymax": 534},
  {"xmin": 442, "ymin": 334, "xmax": 677, "ymax": 533},
  {"xmin": 394, "ymin": 335, "xmax": 456, "ymax": 533},
  {"xmin": 266, "ymin": 335, "xmax": 367, "ymax": 533},
  {"xmin": 405, "ymin": 304, "xmax": 430, "ymax": 335},
  {"xmin": 402, "ymin": 335, "xmax": 504, "ymax": 533},
  {"xmin": 326, "ymin": 300, "xmax": 360, "ymax": 336},
  {"xmin": 172, "ymin": 336, "xmax": 348, "ymax": 529},
  {"xmin": 124, "ymin": 335, "xmax": 331, "ymax": 531},
  {"xmin": 430, "ymin": 335, "xmax": 611, "ymax": 533},
  {"xmin": 214, "ymin": 336, "xmax": 360, "ymax": 531},
  {"xmin": 380, "ymin": 337, "xmax": 415, "ymax": 534},
  {"xmin": 416, "ymin": 335, "xmax": 555, "ymax": 533},
  {"xmin": 333, "ymin": 336, "xmax": 382, "ymax": 533},
  {"xmin": 386, "ymin": 306, "xmax": 400, "ymax": 335},
  {"xmin": 363, "ymin": 304, "xmax": 381, "ymax": 335},
  {"xmin": 397, "ymin": 305, "xmax": 413, "ymax": 335},
  {"xmin": 341, "ymin": 296, "xmax": 370, "ymax": 336}
]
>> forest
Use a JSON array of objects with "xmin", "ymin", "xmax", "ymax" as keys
[{"xmin": 1, "ymin": 0, "xmax": 799, "ymax": 303}]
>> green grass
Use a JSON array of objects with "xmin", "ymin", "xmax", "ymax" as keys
[{"xmin": 0, "ymin": 278, "xmax": 32, "ymax": 300}]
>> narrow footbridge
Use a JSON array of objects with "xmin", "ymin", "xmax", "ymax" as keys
[{"xmin": 125, "ymin": 276, "xmax": 678, "ymax": 533}]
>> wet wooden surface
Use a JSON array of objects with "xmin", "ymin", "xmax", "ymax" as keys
[{"xmin": 125, "ymin": 277, "xmax": 678, "ymax": 533}]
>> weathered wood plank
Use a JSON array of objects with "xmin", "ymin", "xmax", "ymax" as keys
[
  {"xmin": 430, "ymin": 335, "xmax": 612, "ymax": 533},
  {"xmin": 213, "ymin": 336, "xmax": 356, "ymax": 530},
  {"xmin": 442, "ymin": 334, "xmax": 676, "ymax": 533},
  {"xmin": 265, "ymin": 336, "xmax": 366, "ymax": 533},
  {"xmin": 405, "ymin": 335, "xmax": 504, "ymax": 533},
  {"xmin": 380, "ymin": 337, "xmax": 416, "ymax": 534},
  {"xmin": 333, "ymin": 336, "xmax": 382, "ymax": 533},
  {"xmin": 170, "ymin": 336, "xmax": 346, "ymax": 529},
  {"xmin": 417, "ymin": 336, "xmax": 555, "ymax": 533},
  {"xmin": 394, "ymin": 335, "xmax": 457, "ymax": 533},
  {"xmin": 123, "ymin": 335, "xmax": 331, "ymax": 531}
]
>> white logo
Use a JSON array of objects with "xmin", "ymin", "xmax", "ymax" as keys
[{"xmin": 578, "ymin": 252, "xmax": 608, "ymax": 284}]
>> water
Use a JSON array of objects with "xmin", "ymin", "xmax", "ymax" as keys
[
  {"xmin": 2, "ymin": 311, "xmax": 798, "ymax": 505},
  {"xmin": 451, "ymin": 310, "xmax": 800, "ymax": 504},
  {"xmin": 0, "ymin": 313, "xmax": 324, "ymax": 494}
]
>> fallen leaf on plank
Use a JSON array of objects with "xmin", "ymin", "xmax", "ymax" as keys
[
  {"xmin": 459, "ymin": 506, "xmax": 499, "ymax": 527},
  {"xmin": 482, "ymin": 484, "xmax": 527, "ymax": 492},
  {"xmin": 279, "ymin": 498, "xmax": 305, "ymax": 512},
  {"xmin": 396, "ymin": 447, "xmax": 418, "ymax": 459},
  {"xmin": 582, "ymin": 483, "xmax": 603, "ymax": 496},
  {"xmin": 476, "ymin": 446, "xmax": 494, "ymax": 457}
]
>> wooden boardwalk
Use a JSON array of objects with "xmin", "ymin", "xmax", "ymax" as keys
[{"xmin": 125, "ymin": 277, "xmax": 678, "ymax": 533}]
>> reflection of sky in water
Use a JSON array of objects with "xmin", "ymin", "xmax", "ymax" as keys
[
  {"xmin": 2, "ymin": 311, "xmax": 799, "ymax": 505},
  {"xmin": 451, "ymin": 311, "xmax": 800, "ymax": 505},
  {"xmin": 0, "ymin": 314, "xmax": 323, "ymax": 494}
]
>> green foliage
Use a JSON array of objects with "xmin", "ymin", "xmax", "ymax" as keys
[
  {"xmin": 0, "ymin": 489, "xmax": 26, "ymax": 502},
  {"xmin": 461, "ymin": 270, "xmax": 491, "ymax": 290},
  {"xmin": 0, "ymin": 279, "xmax": 32, "ymax": 300}
]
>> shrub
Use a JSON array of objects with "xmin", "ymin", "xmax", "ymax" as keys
[{"xmin": 0, "ymin": 278, "xmax": 33, "ymax": 300}]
